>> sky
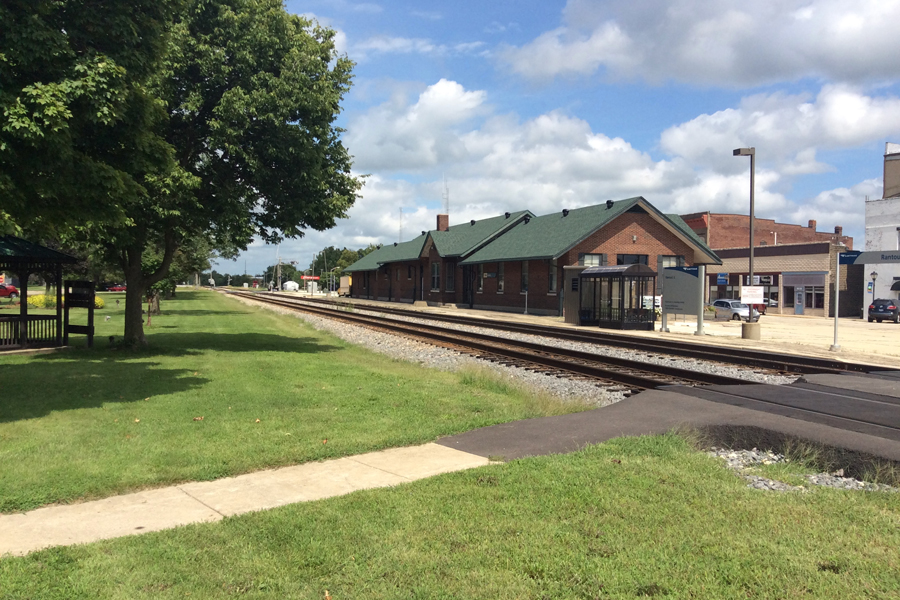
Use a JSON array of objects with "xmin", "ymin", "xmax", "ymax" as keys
[{"xmin": 215, "ymin": 0, "xmax": 900, "ymax": 276}]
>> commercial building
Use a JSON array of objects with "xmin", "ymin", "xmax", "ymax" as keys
[
  {"xmin": 864, "ymin": 142, "xmax": 900, "ymax": 303},
  {"xmin": 344, "ymin": 197, "xmax": 721, "ymax": 320},
  {"xmin": 680, "ymin": 213, "xmax": 858, "ymax": 317}
]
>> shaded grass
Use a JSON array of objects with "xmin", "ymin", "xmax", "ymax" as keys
[
  {"xmin": 0, "ymin": 291, "xmax": 586, "ymax": 513},
  {"xmin": 1, "ymin": 434, "xmax": 897, "ymax": 598}
]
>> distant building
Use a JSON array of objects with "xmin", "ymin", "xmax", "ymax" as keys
[
  {"xmin": 864, "ymin": 142, "xmax": 900, "ymax": 302},
  {"xmin": 680, "ymin": 213, "xmax": 857, "ymax": 317}
]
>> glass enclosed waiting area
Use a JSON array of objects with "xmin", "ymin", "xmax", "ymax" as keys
[{"xmin": 578, "ymin": 264, "xmax": 657, "ymax": 330}]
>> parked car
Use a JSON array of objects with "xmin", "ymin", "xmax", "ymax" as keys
[
  {"xmin": 107, "ymin": 284, "xmax": 127, "ymax": 292},
  {"xmin": 868, "ymin": 299, "xmax": 900, "ymax": 323},
  {"xmin": 764, "ymin": 298, "xmax": 778, "ymax": 307},
  {"xmin": 0, "ymin": 283, "xmax": 19, "ymax": 299},
  {"xmin": 712, "ymin": 299, "xmax": 761, "ymax": 321}
]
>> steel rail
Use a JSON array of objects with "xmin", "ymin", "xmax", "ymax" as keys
[
  {"xmin": 287, "ymin": 295, "xmax": 881, "ymax": 375},
  {"xmin": 232, "ymin": 291, "xmax": 756, "ymax": 391}
]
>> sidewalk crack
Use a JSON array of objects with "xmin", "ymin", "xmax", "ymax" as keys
[{"xmin": 176, "ymin": 487, "xmax": 226, "ymax": 518}]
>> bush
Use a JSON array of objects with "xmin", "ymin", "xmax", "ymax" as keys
[
  {"xmin": 25, "ymin": 295, "xmax": 105, "ymax": 309},
  {"xmin": 26, "ymin": 294, "xmax": 55, "ymax": 308}
]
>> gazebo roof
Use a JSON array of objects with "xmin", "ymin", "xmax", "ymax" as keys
[{"xmin": 0, "ymin": 235, "xmax": 78, "ymax": 270}]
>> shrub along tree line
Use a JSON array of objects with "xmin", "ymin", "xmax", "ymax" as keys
[{"xmin": 0, "ymin": 0, "xmax": 362, "ymax": 345}]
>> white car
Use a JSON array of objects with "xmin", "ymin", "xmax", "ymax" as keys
[{"xmin": 712, "ymin": 299, "xmax": 761, "ymax": 321}]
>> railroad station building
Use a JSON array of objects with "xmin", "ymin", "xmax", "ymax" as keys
[
  {"xmin": 680, "ymin": 212, "xmax": 861, "ymax": 318},
  {"xmin": 344, "ymin": 197, "xmax": 722, "ymax": 321}
]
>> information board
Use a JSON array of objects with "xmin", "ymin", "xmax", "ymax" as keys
[{"xmin": 662, "ymin": 267, "xmax": 700, "ymax": 314}]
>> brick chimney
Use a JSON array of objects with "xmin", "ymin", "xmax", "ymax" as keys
[
  {"xmin": 834, "ymin": 226, "xmax": 842, "ymax": 236},
  {"xmin": 808, "ymin": 219, "xmax": 816, "ymax": 229},
  {"xmin": 436, "ymin": 214, "xmax": 449, "ymax": 232},
  {"xmin": 885, "ymin": 142, "xmax": 900, "ymax": 199}
]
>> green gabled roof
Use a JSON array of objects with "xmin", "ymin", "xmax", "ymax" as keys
[
  {"xmin": 460, "ymin": 199, "xmax": 640, "ymax": 265},
  {"xmin": 431, "ymin": 211, "xmax": 531, "ymax": 257},
  {"xmin": 459, "ymin": 198, "xmax": 721, "ymax": 265},
  {"xmin": 343, "ymin": 234, "xmax": 428, "ymax": 273}
]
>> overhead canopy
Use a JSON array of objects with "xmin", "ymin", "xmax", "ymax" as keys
[
  {"xmin": 0, "ymin": 235, "xmax": 77, "ymax": 271},
  {"xmin": 580, "ymin": 264, "xmax": 657, "ymax": 277}
]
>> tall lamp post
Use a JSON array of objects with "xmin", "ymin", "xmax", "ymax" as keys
[{"xmin": 734, "ymin": 147, "xmax": 759, "ymax": 338}]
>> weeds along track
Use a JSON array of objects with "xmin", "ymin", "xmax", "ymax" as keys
[
  {"xmin": 231, "ymin": 291, "xmax": 765, "ymax": 395},
  {"xmin": 280, "ymin": 295, "xmax": 885, "ymax": 376}
]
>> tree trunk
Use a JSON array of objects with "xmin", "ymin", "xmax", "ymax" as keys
[
  {"xmin": 122, "ymin": 277, "xmax": 147, "ymax": 346},
  {"xmin": 148, "ymin": 290, "xmax": 161, "ymax": 315},
  {"xmin": 119, "ymin": 228, "xmax": 178, "ymax": 347}
]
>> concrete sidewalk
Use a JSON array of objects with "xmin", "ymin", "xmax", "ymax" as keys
[{"xmin": 0, "ymin": 443, "xmax": 490, "ymax": 557}]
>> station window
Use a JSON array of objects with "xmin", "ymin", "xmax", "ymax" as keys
[
  {"xmin": 548, "ymin": 260, "xmax": 557, "ymax": 293},
  {"xmin": 431, "ymin": 262, "xmax": 440, "ymax": 291},
  {"xmin": 578, "ymin": 253, "xmax": 605, "ymax": 266},
  {"xmin": 660, "ymin": 255, "xmax": 685, "ymax": 268},
  {"xmin": 477, "ymin": 265, "xmax": 484, "ymax": 293},
  {"xmin": 521, "ymin": 261, "xmax": 529, "ymax": 292},
  {"xmin": 617, "ymin": 254, "xmax": 648, "ymax": 265},
  {"xmin": 498, "ymin": 263, "xmax": 505, "ymax": 293},
  {"xmin": 408, "ymin": 266, "xmax": 414, "ymax": 280},
  {"xmin": 446, "ymin": 265, "xmax": 455, "ymax": 292}
]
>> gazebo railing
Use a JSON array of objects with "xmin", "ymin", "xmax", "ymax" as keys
[{"xmin": 0, "ymin": 315, "xmax": 58, "ymax": 348}]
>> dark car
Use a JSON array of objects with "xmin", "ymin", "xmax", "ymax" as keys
[
  {"xmin": 0, "ymin": 283, "xmax": 18, "ymax": 299},
  {"xmin": 868, "ymin": 299, "xmax": 899, "ymax": 323}
]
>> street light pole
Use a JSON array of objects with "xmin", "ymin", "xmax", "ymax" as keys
[{"xmin": 733, "ymin": 147, "xmax": 756, "ymax": 321}]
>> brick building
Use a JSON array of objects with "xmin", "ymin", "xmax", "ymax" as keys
[
  {"xmin": 680, "ymin": 213, "xmax": 859, "ymax": 317},
  {"xmin": 345, "ymin": 197, "xmax": 721, "ymax": 318},
  {"xmin": 680, "ymin": 212, "xmax": 853, "ymax": 250}
]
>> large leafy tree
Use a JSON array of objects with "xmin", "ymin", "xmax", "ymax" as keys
[
  {"xmin": 0, "ymin": 0, "xmax": 180, "ymax": 237},
  {"xmin": 98, "ymin": 0, "xmax": 361, "ymax": 344}
]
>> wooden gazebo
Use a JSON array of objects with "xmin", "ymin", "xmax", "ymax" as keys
[{"xmin": 0, "ymin": 236, "xmax": 78, "ymax": 349}]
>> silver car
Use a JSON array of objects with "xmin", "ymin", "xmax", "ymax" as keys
[{"xmin": 712, "ymin": 299, "xmax": 761, "ymax": 321}]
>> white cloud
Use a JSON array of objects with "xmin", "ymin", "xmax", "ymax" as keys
[
  {"xmin": 410, "ymin": 10, "xmax": 442, "ymax": 20},
  {"xmin": 659, "ymin": 85, "xmax": 900, "ymax": 171},
  {"xmin": 342, "ymin": 78, "xmax": 882, "ymax": 251},
  {"xmin": 345, "ymin": 79, "xmax": 488, "ymax": 170},
  {"xmin": 351, "ymin": 35, "xmax": 484, "ymax": 61},
  {"xmin": 500, "ymin": 0, "xmax": 900, "ymax": 86}
]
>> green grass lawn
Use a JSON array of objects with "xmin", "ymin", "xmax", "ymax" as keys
[
  {"xmin": 1, "ymin": 434, "xmax": 897, "ymax": 599},
  {"xmin": 0, "ymin": 290, "xmax": 585, "ymax": 513}
]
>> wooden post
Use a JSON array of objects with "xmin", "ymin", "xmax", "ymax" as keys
[{"xmin": 56, "ymin": 264, "xmax": 63, "ymax": 346}]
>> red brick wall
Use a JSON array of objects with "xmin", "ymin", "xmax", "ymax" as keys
[
  {"xmin": 702, "ymin": 214, "xmax": 853, "ymax": 250},
  {"xmin": 560, "ymin": 211, "xmax": 697, "ymax": 271}
]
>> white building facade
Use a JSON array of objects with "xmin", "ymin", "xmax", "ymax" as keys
[{"xmin": 864, "ymin": 143, "xmax": 900, "ymax": 303}]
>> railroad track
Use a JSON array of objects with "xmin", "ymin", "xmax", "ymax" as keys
[
  {"xmin": 277, "ymin": 295, "xmax": 883, "ymax": 376},
  {"xmin": 229, "ymin": 291, "xmax": 762, "ymax": 394}
]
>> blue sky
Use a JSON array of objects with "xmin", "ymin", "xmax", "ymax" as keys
[{"xmin": 217, "ymin": 0, "xmax": 900, "ymax": 275}]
